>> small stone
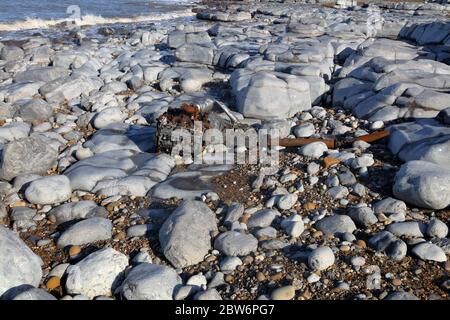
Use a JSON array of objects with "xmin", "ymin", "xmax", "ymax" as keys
[
  {"xmin": 323, "ymin": 157, "xmax": 340, "ymax": 169},
  {"xmin": 247, "ymin": 209, "xmax": 279, "ymax": 229},
  {"xmin": 304, "ymin": 202, "xmax": 316, "ymax": 211},
  {"xmin": 299, "ymin": 142, "xmax": 328, "ymax": 159},
  {"xmin": 271, "ymin": 285, "xmax": 295, "ymax": 300},
  {"xmin": 256, "ymin": 272, "xmax": 266, "ymax": 282},
  {"xmin": 426, "ymin": 218, "xmax": 448, "ymax": 238},
  {"xmin": 315, "ymin": 214, "xmax": 356, "ymax": 236},
  {"xmin": 392, "ymin": 279, "xmax": 402, "ymax": 286},
  {"xmin": 277, "ymin": 194, "xmax": 298, "ymax": 210},
  {"xmin": 280, "ymin": 214, "xmax": 304, "ymax": 238},
  {"xmin": 69, "ymin": 245, "xmax": 81, "ymax": 257},
  {"xmin": 347, "ymin": 205, "xmax": 378, "ymax": 227},
  {"xmin": 350, "ymin": 256, "xmax": 365, "ymax": 268},
  {"xmin": 114, "ymin": 231, "xmax": 126, "ymax": 241},
  {"xmin": 46, "ymin": 276, "xmax": 61, "ymax": 290},
  {"xmin": 412, "ymin": 242, "xmax": 447, "ymax": 262},
  {"xmin": 308, "ymin": 246, "xmax": 335, "ymax": 271},
  {"xmin": 57, "ymin": 217, "xmax": 112, "ymax": 248},
  {"xmin": 293, "ymin": 123, "xmax": 315, "ymax": 138},
  {"xmin": 327, "ymin": 186, "xmax": 349, "ymax": 200},
  {"xmin": 214, "ymin": 231, "xmax": 258, "ymax": 256},
  {"xmin": 384, "ymin": 291, "xmax": 419, "ymax": 300},
  {"xmin": 356, "ymin": 240, "xmax": 366, "ymax": 248},
  {"xmin": 220, "ymin": 257, "xmax": 242, "ymax": 272},
  {"xmin": 186, "ymin": 273, "xmax": 207, "ymax": 288},
  {"xmin": 25, "ymin": 175, "xmax": 72, "ymax": 205},
  {"xmin": 307, "ymin": 273, "xmax": 321, "ymax": 283},
  {"xmin": 225, "ymin": 274, "xmax": 234, "ymax": 283}
]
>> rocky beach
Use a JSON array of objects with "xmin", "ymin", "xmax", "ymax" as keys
[{"xmin": 0, "ymin": 0, "xmax": 449, "ymax": 301}]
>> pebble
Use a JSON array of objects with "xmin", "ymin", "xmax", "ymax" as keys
[
  {"xmin": 299, "ymin": 142, "xmax": 328, "ymax": 159},
  {"xmin": 220, "ymin": 257, "xmax": 243, "ymax": 272},
  {"xmin": 412, "ymin": 242, "xmax": 447, "ymax": 262},
  {"xmin": 270, "ymin": 285, "xmax": 295, "ymax": 300},
  {"xmin": 350, "ymin": 256, "xmax": 366, "ymax": 268},
  {"xmin": 277, "ymin": 193, "xmax": 298, "ymax": 210},
  {"xmin": 25, "ymin": 175, "xmax": 72, "ymax": 205},
  {"xmin": 356, "ymin": 240, "xmax": 367, "ymax": 248},
  {"xmin": 426, "ymin": 218, "xmax": 448, "ymax": 238},
  {"xmin": 186, "ymin": 273, "xmax": 207, "ymax": 288},
  {"xmin": 45, "ymin": 276, "xmax": 61, "ymax": 290},
  {"xmin": 69, "ymin": 245, "xmax": 81, "ymax": 257},
  {"xmin": 307, "ymin": 273, "xmax": 321, "ymax": 283},
  {"xmin": 308, "ymin": 246, "xmax": 335, "ymax": 271},
  {"xmin": 323, "ymin": 157, "xmax": 340, "ymax": 169}
]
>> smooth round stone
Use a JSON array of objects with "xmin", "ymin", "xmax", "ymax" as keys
[
  {"xmin": 25, "ymin": 175, "xmax": 72, "ymax": 205},
  {"xmin": 350, "ymin": 256, "xmax": 366, "ymax": 268},
  {"xmin": 132, "ymin": 251, "xmax": 152, "ymax": 264},
  {"xmin": 126, "ymin": 224, "xmax": 150, "ymax": 238},
  {"xmin": 270, "ymin": 285, "xmax": 295, "ymax": 300},
  {"xmin": 186, "ymin": 273, "xmax": 207, "ymax": 288},
  {"xmin": 277, "ymin": 193, "xmax": 298, "ymax": 210},
  {"xmin": 247, "ymin": 209, "xmax": 279, "ymax": 229},
  {"xmin": 214, "ymin": 231, "xmax": 258, "ymax": 257},
  {"xmin": 254, "ymin": 226, "xmax": 278, "ymax": 240},
  {"xmin": 370, "ymin": 121, "xmax": 384, "ymax": 130},
  {"xmin": 336, "ymin": 282, "xmax": 350, "ymax": 291},
  {"xmin": 174, "ymin": 285, "xmax": 200, "ymax": 300},
  {"xmin": 75, "ymin": 147, "xmax": 94, "ymax": 160},
  {"xmin": 280, "ymin": 214, "xmax": 304, "ymax": 238},
  {"xmin": 308, "ymin": 246, "xmax": 335, "ymax": 271},
  {"xmin": 412, "ymin": 242, "xmax": 447, "ymax": 262},
  {"xmin": 426, "ymin": 218, "xmax": 448, "ymax": 238},
  {"xmin": 57, "ymin": 218, "xmax": 112, "ymax": 248},
  {"xmin": 293, "ymin": 123, "xmax": 315, "ymax": 138},
  {"xmin": 299, "ymin": 142, "xmax": 328, "ymax": 159},
  {"xmin": 92, "ymin": 107, "xmax": 126, "ymax": 129},
  {"xmin": 307, "ymin": 273, "xmax": 321, "ymax": 283},
  {"xmin": 351, "ymin": 155, "xmax": 374, "ymax": 169},
  {"xmin": 219, "ymin": 256, "xmax": 242, "ymax": 272},
  {"xmin": 315, "ymin": 214, "xmax": 356, "ymax": 236},
  {"xmin": 120, "ymin": 263, "xmax": 182, "ymax": 300},
  {"xmin": 307, "ymin": 162, "xmax": 320, "ymax": 175}
]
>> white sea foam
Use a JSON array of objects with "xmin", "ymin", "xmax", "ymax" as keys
[{"xmin": 0, "ymin": 10, "xmax": 195, "ymax": 32}]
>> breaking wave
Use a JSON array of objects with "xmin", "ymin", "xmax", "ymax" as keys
[{"xmin": 0, "ymin": 10, "xmax": 195, "ymax": 32}]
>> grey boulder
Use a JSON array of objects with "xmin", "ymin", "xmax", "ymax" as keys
[
  {"xmin": 214, "ymin": 231, "xmax": 258, "ymax": 256},
  {"xmin": 25, "ymin": 175, "xmax": 72, "ymax": 205},
  {"xmin": 119, "ymin": 263, "xmax": 182, "ymax": 300},
  {"xmin": 48, "ymin": 200, "xmax": 108, "ymax": 225},
  {"xmin": 65, "ymin": 247, "xmax": 129, "ymax": 298},
  {"xmin": 393, "ymin": 160, "xmax": 450, "ymax": 210},
  {"xmin": 57, "ymin": 217, "xmax": 112, "ymax": 248},
  {"xmin": 315, "ymin": 214, "xmax": 356, "ymax": 236},
  {"xmin": 159, "ymin": 200, "xmax": 217, "ymax": 268},
  {"xmin": 0, "ymin": 226, "xmax": 43, "ymax": 297},
  {"xmin": 0, "ymin": 135, "xmax": 58, "ymax": 181},
  {"xmin": 411, "ymin": 242, "xmax": 447, "ymax": 262}
]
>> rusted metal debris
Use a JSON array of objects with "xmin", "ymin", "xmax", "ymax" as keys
[
  {"xmin": 278, "ymin": 130, "xmax": 390, "ymax": 149},
  {"xmin": 156, "ymin": 101, "xmax": 390, "ymax": 154}
]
